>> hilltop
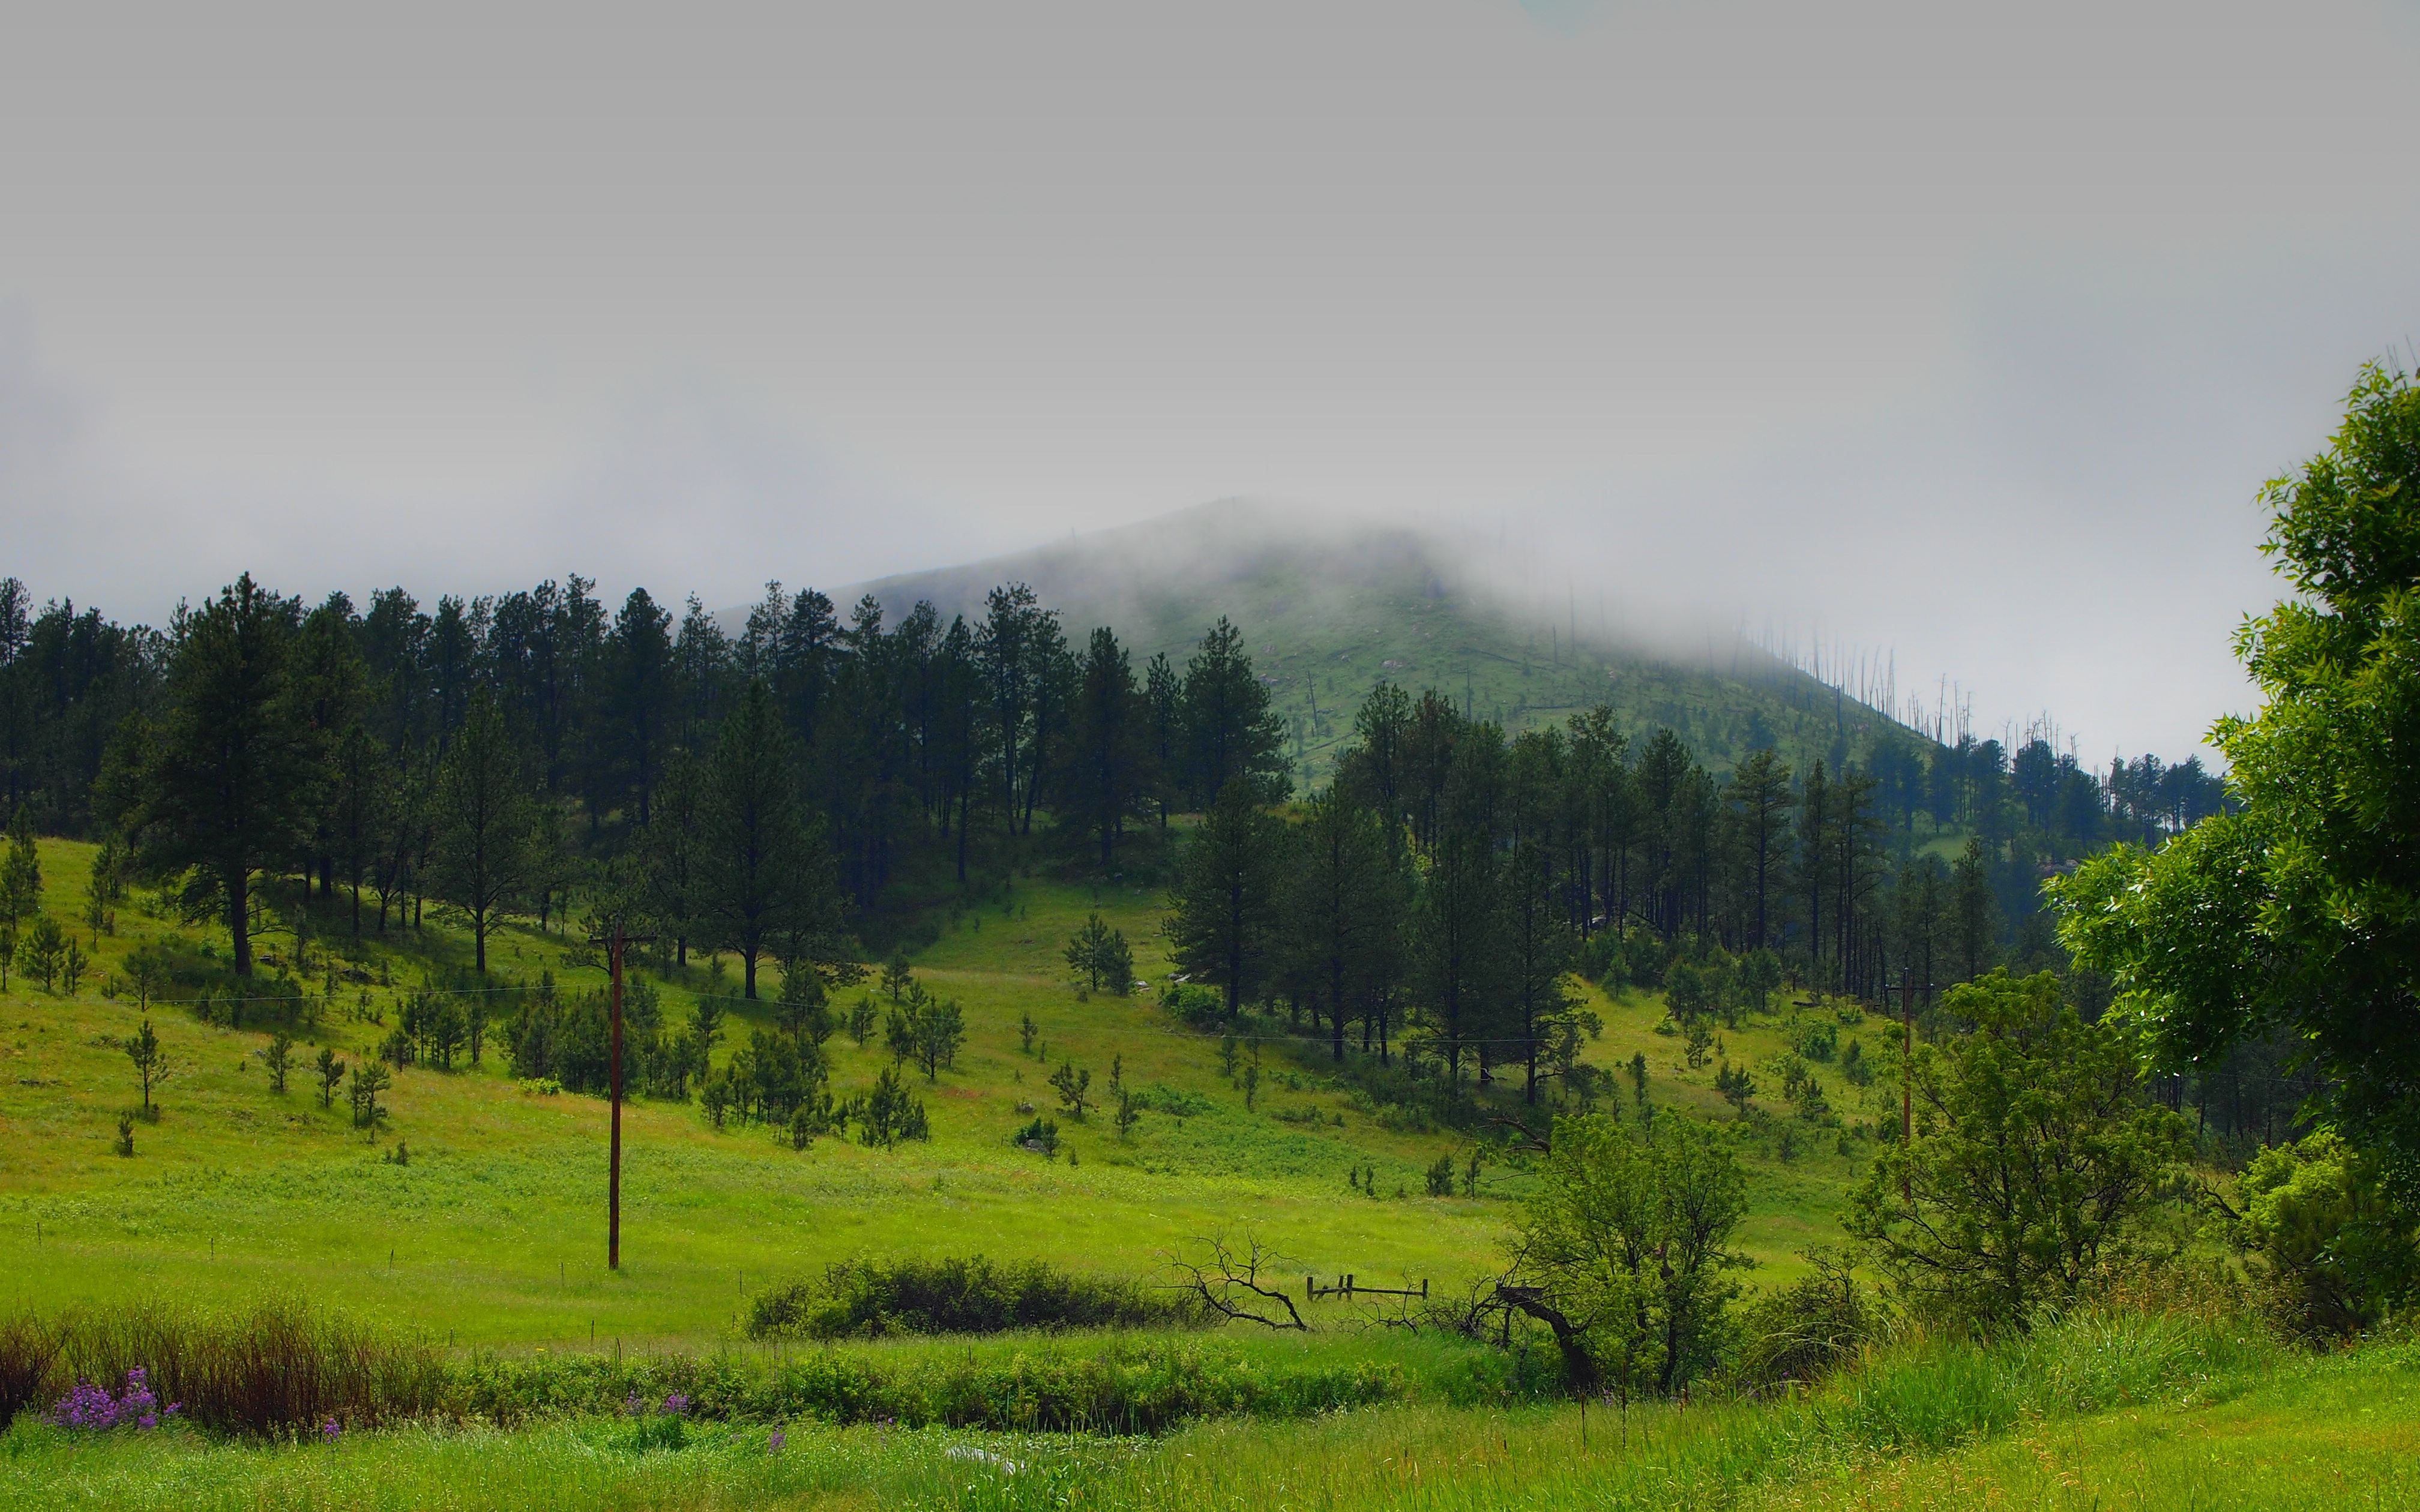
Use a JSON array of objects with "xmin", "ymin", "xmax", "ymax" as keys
[{"xmin": 847, "ymin": 500, "xmax": 1930, "ymax": 788}]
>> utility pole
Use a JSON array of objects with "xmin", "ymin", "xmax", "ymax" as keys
[
  {"xmin": 1894, "ymin": 965, "xmax": 1933, "ymax": 1204},
  {"xmin": 1900, "ymin": 966, "xmax": 1914, "ymax": 1202},
  {"xmin": 592, "ymin": 919, "xmax": 655, "ymax": 1271}
]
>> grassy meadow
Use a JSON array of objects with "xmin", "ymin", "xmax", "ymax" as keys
[
  {"xmin": 0, "ymin": 836, "xmax": 1878, "ymax": 1343},
  {"xmin": 3, "ymin": 833, "xmax": 2412, "ymax": 1507}
]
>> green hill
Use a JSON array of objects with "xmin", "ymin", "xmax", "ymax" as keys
[{"xmin": 852, "ymin": 500, "xmax": 1927, "ymax": 788}]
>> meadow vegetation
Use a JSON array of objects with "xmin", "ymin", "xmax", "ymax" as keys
[{"xmin": 2, "ymin": 365, "xmax": 2418, "ymax": 1505}]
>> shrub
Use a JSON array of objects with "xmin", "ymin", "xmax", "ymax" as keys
[
  {"xmin": 1425, "ymin": 1154, "xmax": 1456, "ymax": 1196},
  {"xmin": 2230, "ymin": 1131, "xmax": 2420, "ymax": 1339},
  {"xmin": 1728, "ymin": 1251, "xmax": 1877, "ymax": 1391},
  {"xmin": 1013, "ymin": 1115, "xmax": 1060, "ymax": 1156},
  {"xmin": 1161, "ymin": 982, "xmax": 1227, "ymax": 1030},
  {"xmin": 744, "ymin": 1256, "xmax": 1201, "ymax": 1341}
]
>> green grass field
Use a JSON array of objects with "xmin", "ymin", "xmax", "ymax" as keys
[
  {"xmin": 0, "ymin": 836, "xmax": 1881, "ymax": 1346},
  {"xmin": 4, "ymin": 833, "xmax": 2410, "ymax": 1507}
]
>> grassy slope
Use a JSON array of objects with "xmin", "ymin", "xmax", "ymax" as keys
[{"xmin": 1, "ymin": 836, "xmax": 1879, "ymax": 1346}]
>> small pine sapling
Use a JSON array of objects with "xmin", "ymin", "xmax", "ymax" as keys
[
  {"xmin": 263, "ymin": 1031, "xmax": 294, "ymax": 1093},
  {"xmin": 59, "ymin": 935, "xmax": 86, "ymax": 996},
  {"xmin": 1049, "ymin": 1060, "xmax": 1092, "ymax": 1121},
  {"xmin": 1242, "ymin": 1063, "xmax": 1259, "ymax": 1111},
  {"xmin": 115, "ymin": 1114, "xmax": 135, "ymax": 1157},
  {"xmin": 1684, "ymin": 1016, "xmax": 1714, "ymax": 1070},
  {"xmin": 1019, "ymin": 1010, "xmax": 1038, "ymax": 1055},
  {"xmin": 1715, "ymin": 1060, "xmax": 1757, "ymax": 1118},
  {"xmin": 17, "ymin": 915, "xmax": 66, "ymax": 992},
  {"xmin": 1425, "ymin": 1154, "xmax": 1455, "ymax": 1197},
  {"xmin": 125, "ymin": 1017, "xmax": 172, "ymax": 1119},
  {"xmin": 1218, "ymin": 1034, "xmax": 1239, "ymax": 1081},
  {"xmin": 1629, "ymin": 1052, "xmax": 1649, "ymax": 1116},
  {"xmin": 1463, "ymin": 1146, "xmax": 1482, "ymax": 1197},
  {"xmin": 847, "ymin": 995, "xmax": 876, "ymax": 1047},
  {"xmin": 880, "ymin": 952, "xmax": 913, "ymax": 1003},
  {"xmin": 349, "ymin": 1061, "xmax": 392, "ymax": 1133},
  {"xmin": 315, "ymin": 1046, "xmax": 346, "ymax": 1109}
]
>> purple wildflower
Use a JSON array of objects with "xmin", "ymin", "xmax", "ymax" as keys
[
  {"xmin": 659, "ymin": 1393, "xmax": 690, "ymax": 1418},
  {"xmin": 322, "ymin": 1417, "xmax": 343, "ymax": 1443},
  {"xmin": 48, "ymin": 1369, "xmax": 172, "ymax": 1433},
  {"xmin": 768, "ymin": 1428, "xmax": 786, "ymax": 1454},
  {"xmin": 624, "ymin": 1390, "xmax": 646, "ymax": 1418}
]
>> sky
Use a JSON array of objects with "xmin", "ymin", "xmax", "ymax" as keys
[{"xmin": 5, "ymin": 0, "xmax": 2419, "ymax": 762}]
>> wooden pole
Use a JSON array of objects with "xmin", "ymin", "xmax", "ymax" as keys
[
  {"xmin": 609, "ymin": 925, "xmax": 624, "ymax": 1271},
  {"xmin": 1900, "ymin": 965, "xmax": 1914, "ymax": 1203}
]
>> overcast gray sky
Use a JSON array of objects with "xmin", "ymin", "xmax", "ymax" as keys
[{"xmin": 5, "ymin": 0, "xmax": 2418, "ymax": 760}]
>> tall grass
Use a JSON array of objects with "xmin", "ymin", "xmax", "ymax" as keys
[
  {"xmin": 2, "ymin": 1301, "xmax": 445, "ymax": 1438},
  {"xmin": 0, "ymin": 1312, "xmax": 2364, "ymax": 1512}
]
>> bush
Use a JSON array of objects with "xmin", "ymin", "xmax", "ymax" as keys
[
  {"xmin": 744, "ymin": 1256, "xmax": 1202, "ymax": 1341},
  {"xmin": 1727, "ymin": 1252, "xmax": 1877, "ymax": 1391},
  {"xmin": 1161, "ymin": 982, "xmax": 1227, "ymax": 1030},
  {"xmin": 2230, "ymin": 1131, "xmax": 2420, "ymax": 1339}
]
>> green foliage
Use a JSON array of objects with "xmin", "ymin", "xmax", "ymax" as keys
[
  {"xmin": 14, "ymin": 914, "xmax": 64, "ymax": 992},
  {"xmin": 123, "ymin": 1017, "xmax": 171, "ymax": 1117},
  {"xmin": 1424, "ymin": 1153, "xmax": 1455, "ymax": 1196},
  {"xmin": 1049, "ymin": 1059, "xmax": 1092, "ymax": 1121},
  {"xmin": 1166, "ymin": 782, "xmax": 1285, "ymax": 1016},
  {"xmin": 1516, "ymin": 1113, "xmax": 1750, "ymax": 1394},
  {"xmin": 879, "ymin": 984, "xmax": 964, "ymax": 1082},
  {"xmin": 1179, "ymin": 616, "xmax": 1291, "ymax": 806},
  {"xmin": 1845, "ymin": 970, "xmax": 2190, "ymax": 1330},
  {"xmin": 1012, "ymin": 1114, "xmax": 1059, "ymax": 1156},
  {"xmin": 312, "ymin": 1045, "xmax": 345, "ymax": 1108},
  {"xmin": 2054, "ymin": 362, "xmax": 2420, "ymax": 1177},
  {"xmin": 115, "ymin": 575, "xmax": 321, "ymax": 977},
  {"xmin": 261, "ymin": 1031, "xmax": 293, "ymax": 1094},
  {"xmin": 744, "ymin": 1255, "xmax": 1198, "ymax": 1341},
  {"xmin": 0, "ymin": 806, "xmax": 40, "ymax": 926},
  {"xmin": 2230, "ymin": 1131, "xmax": 2420, "ymax": 1339},
  {"xmin": 427, "ymin": 689, "xmax": 531, "ymax": 976},
  {"xmin": 1063, "ymin": 911, "xmax": 1134, "ymax": 993},
  {"xmin": 853, "ymin": 1066, "xmax": 928, "ymax": 1150},
  {"xmin": 348, "ymin": 1061, "xmax": 392, "ymax": 1133},
  {"xmin": 1715, "ymin": 1059, "xmax": 1756, "ymax": 1118},
  {"xmin": 1728, "ymin": 1249, "xmax": 1877, "ymax": 1391}
]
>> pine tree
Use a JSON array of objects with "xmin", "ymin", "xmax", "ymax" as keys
[
  {"xmin": 1281, "ymin": 788, "xmax": 1401, "ymax": 1063},
  {"xmin": 0, "ymin": 804, "xmax": 41, "ymax": 929},
  {"xmin": 1178, "ymin": 617, "xmax": 1289, "ymax": 806},
  {"xmin": 1727, "ymin": 748, "xmax": 1793, "ymax": 950},
  {"xmin": 121, "ymin": 575, "xmax": 318, "ymax": 975},
  {"xmin": 429, "ymin": 688, "xmax": 532, "ymax": 974},
  {"xmin": 696, "ymin": 680, "xmax": 840, "ymax": 998},
  {"xmin": 1067, "ymin": 626, "xmax": 1148, "ymax": 868},
  {"xmin": 1167, "ymin": 782, "xmax": 1285, "ymax": 1016}
]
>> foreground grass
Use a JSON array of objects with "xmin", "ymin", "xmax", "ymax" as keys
[{"xmin": 7, "ymin": 1313, "xmax": 2407, "ymax": 1511}]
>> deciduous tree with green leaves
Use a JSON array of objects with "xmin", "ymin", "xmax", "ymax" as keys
[
  {"xmin": 1514, "ymin": 1114, "xmax": 1750, "ymax": 1396},
  {"xmin": 1844, "ymin": 970, "xmax": 2188, "ymax": 1330},
  {"xmin": 2055, "ymin": 362, "xmax": 2420, "ymax": 1180}
]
